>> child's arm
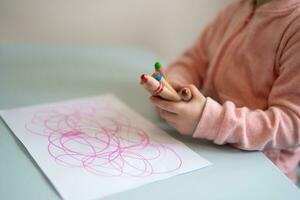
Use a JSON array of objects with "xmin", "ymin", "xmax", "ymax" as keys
[
  {"xmin": 193, "ymin": 26, "xmax": 300, "ymax": 151},
  {"xmin": 152, "ymin": 24, "xmax": 300, "ymax": 151}
]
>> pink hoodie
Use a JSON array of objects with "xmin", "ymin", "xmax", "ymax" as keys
[{"xmin": 168, "ymin": 0, "xmax": 300, "ymax": 182}]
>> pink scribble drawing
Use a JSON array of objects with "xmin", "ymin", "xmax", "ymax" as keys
[{"xmin": 25, "ymin": 102, "xmax": 182, "ymax": 177}]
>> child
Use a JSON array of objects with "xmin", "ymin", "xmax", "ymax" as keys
[{"xmin": 150, "ymin": 0, "xmax": 300, "ymax": 183}]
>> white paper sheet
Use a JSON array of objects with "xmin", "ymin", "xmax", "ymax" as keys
[{"xmin": 1, "ymin": 94, "xmax": 211, "ymax": 200}]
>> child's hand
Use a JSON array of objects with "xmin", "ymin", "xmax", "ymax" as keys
[{"xmin": 150, "ymin": 85, "xmax": 206, "ymax": 136}]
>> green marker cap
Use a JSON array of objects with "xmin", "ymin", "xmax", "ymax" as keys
[{"xmin": 154, "ymin": 62, "xmax": 162, "ymax": 70}]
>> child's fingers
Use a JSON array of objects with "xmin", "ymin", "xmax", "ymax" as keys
[
  {"xmin": 158, "ymin": 108, "xmax": 177, "ymax": 123},
  {"xmin": 154, "ymin": 106, "xmax": 160, "ymax": 113},
  {"xmin": 150, "ymin": 96, "xmax": 183, "ymax": 114},
  {"xmin": 187, "ymin": 84, "xmax": 205, "ymax": 100}
]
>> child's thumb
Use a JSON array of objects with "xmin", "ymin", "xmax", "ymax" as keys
[{"xmin": 187, "ymin": 84, "xmax": 205, "ymax": 100}]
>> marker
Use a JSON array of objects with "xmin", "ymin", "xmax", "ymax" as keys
[
  {"xmin": 152, "ymin": 72, "xmax": 180, "ymax": 99},
  {"xmin": 154, "ymin": 62, "xmax": 168, "ymax": 81},
  {"xmin": 140, "ymin": 74, "xmax": 181, "ymax": 101},
  {"xmin": 153, "ymin": 72, "xmax": 192, "ymax": 102}
]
